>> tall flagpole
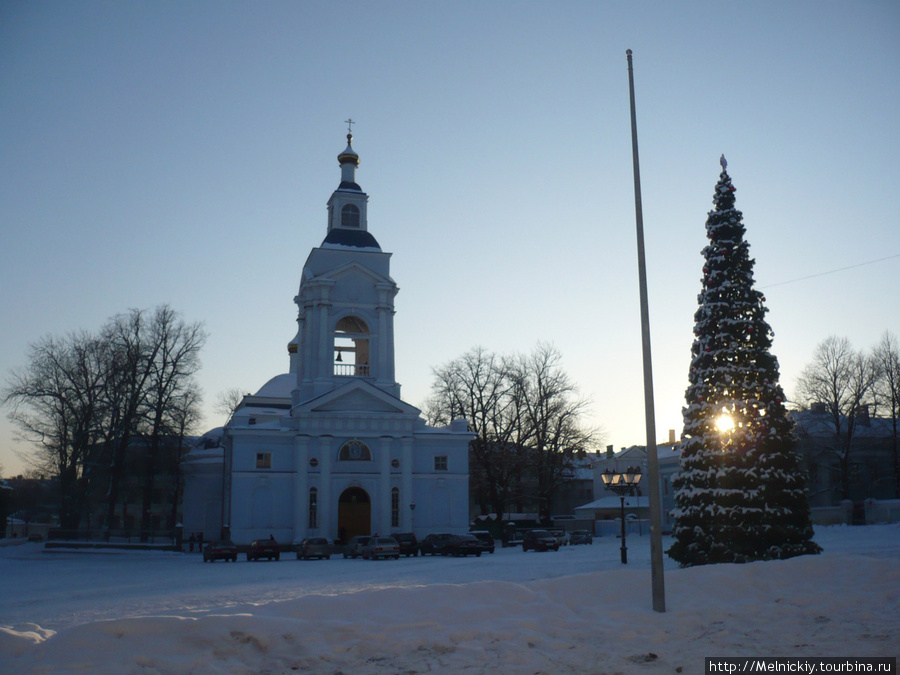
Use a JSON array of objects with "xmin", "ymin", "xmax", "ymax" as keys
[{"xmin": 626, "ymin": 48, "xmax": 666, "ymax": 613}]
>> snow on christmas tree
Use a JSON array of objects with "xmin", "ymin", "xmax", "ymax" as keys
[{"xmin": 667, "ymin": 157, "xmax": 820, "ymax": 566}]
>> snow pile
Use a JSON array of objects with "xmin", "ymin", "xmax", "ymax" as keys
[{"xmin": 1, "ymin": 525, "xmax": 898, "ymax": 673}]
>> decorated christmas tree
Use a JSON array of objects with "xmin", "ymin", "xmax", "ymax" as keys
[{"xmin": 668, "ymin": 157, "xmax": 820, "ymax": 566}]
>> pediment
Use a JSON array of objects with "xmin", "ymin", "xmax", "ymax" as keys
[
  {"xmin": 306, "ymin": 260, "xmax": 394, "ymax": 287},
  {"xmin": 328, "ymin": 261, "xmax": 395, "ymax": 288},
  {"xmin": 293, "ymin": 379, "xmax": 420, "ymax": 417}
]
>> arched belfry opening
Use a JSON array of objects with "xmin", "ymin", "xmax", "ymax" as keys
[
  {"xmin": 341, "ymin": 204, "xmax": 360, "ymax": 228},
  {"xmin": 334, "ymin": 316, "xmax": 370, "ymax": 377},
  {"xmin": 338, "ymin": 487, "xmax": 371, "ymax": 541}
]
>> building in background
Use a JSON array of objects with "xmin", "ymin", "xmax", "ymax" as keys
[{"xmin": 793, "ymin": 406, "xmax": 897, "ymax": 514}]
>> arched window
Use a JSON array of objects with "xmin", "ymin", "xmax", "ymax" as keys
[
  {"xmin": 341, "ymin": 204, "xmax": 360, "ymax": 228},
  {"xmin": 309, "ymin": 488, "xmax": 318, "ymax": 528},
  {"xmin": 334, "ymin": 316, "xmax": 370, "ymax": 377},
  {"xmin": 338, "ymin": 439, "xmax": 372, "ymax": 461}
]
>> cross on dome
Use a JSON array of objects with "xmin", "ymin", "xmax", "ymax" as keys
[{"xmin": 338, "ymin": 120, "xmax": 359, "ymax": 168}]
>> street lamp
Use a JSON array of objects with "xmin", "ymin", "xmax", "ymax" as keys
[
  {"xmin": 409, "ymin": 503, "xmax": 416, "ymax": 533},
  {"xmin": 600, "ymin": 465, "xmax": 643, "ymax": 564}
]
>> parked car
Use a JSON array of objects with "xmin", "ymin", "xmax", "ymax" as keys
[
  {"xmin": 361, "ymin": 536, "xmax": 400, "ymax": 560},
  {"xmin": 443, "ymin": 534, "xmax": 483, "ymax": 557},
  {"xmin": 419, "ymin": 533, "xmax": 454, "ymax": 556},
  {"xmin": 569, "ymin": 530, "xmax": 593, "ymax": 545},
  {"xmin": 203, "ymin": 540, "xmax": 237, "ymax": 562},
  {"xmin": 297, "ymin": 537, "xmax": 332, "ymax": 560},
  {"xmin": 521, "ymin": 529, "xmax": 559, "ymax": 552},
  {"xmin": 343, "ymin": 535, "xmax": 372, "ymax": 559},
  {"xmin": 247, "ymin": 537, "xmax": 281, "ymax": 561},
  {"xmin": 469, "ymin": 530, "xmax": 495, "ymax": 554},
  {"xmin": 549, "ymin": 529, "xmax": 569, "ymax": 547},
  {"xmin": 394, "ymin": 532, "xmax": 419, "ymax": 557}
]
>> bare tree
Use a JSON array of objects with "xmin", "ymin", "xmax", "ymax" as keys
[
  {"xmin": 426, "ymin": 347, "xmax": 525, "ymax": 518},
  {"xmin": 3, "ymin": 305, "xmax": 207, "ymax": 537},
  {"xmin": 214, "ymin": 387, "xmax": 247, "ymax": 419},
  {"xmin": 165, "ymin": 383, "xmax": 204, "ymax": 533},
  {"xmin": 138, "ymin": 306, "xmax": 206, "ymax": 540},
  {"xmin": 3, "ymin": 332, "xmax": 109, "ymax": 529},
  {"xmin": 426, "ymin": 344, "xmax": 600, "ymax": 522},
  {"xmin": 509, "ymin": 343, "xmax": 599, "ymax": 522},
  {"xmin": 99, "ymin": 308, "xmax": 160, "ymax": 536},
  {"xmin": 795, "ymin": 336, "xmax": 878, "ymax": 499},
  {"xmin": 872, "ymin": 331, "xmax": 900, "ymax": 497}
]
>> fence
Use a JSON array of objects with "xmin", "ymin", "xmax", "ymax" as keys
[
  {"xmin": 811, "ymin": 499, "xmax": 900, "ymax": 526},
  {"xmin": 45, "ymin": 528, "xmax": 182, "ymax": 550}
]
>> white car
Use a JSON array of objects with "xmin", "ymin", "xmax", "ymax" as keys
[
  {"xmin": 549, "ymin": 530, "xmax": 569, "ymax": 547},
  {"xmin": 343, "ymin": 535, "xmax": 372, "ymax": 559},
  {"xmin": 361, "ymin": 536, "xmax": 400, "ymax": 560}
]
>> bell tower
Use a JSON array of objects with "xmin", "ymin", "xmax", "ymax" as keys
[
  {"xmin": 290, "ymin": 129, "xmax": 400, "ymax": 405},
  {"xmin": 183, "ymin": 124, "xmax": 473, "ymax": 547}
]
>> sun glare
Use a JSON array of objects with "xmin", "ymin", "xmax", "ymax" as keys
[{"xmin": 715, "ymin": 413, "xmax": 735, "ymax": 434}]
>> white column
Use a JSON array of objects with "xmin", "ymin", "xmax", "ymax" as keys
[
  {"xmin": 402, "ymin": 437, "xmax": 414, "ymax": 531},
  {"xmin": 318, "ymin": 302, "xmax": 330, "ymax": 380},
  {"xmin": 377, "ymin": 305, "xmax": 390, "ymax": 381},
  {"xmin": 292, "ymin": 436, "xmax": 309, "ymax": 542},
  {"xmin": 319, "ymin": 436, "xmax": 333, "ymax": 538},
  {"xmin": 375, "ymin": 283, "xmax": 396, "ymax": 384},
  {"xmin": 379, "ymin": 436, "xmax": 392, "ymax": 533}
]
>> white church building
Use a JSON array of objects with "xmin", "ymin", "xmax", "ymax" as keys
[{"xmin": 183, "ymin": 131, "xmax": 472, "ymax": 545}]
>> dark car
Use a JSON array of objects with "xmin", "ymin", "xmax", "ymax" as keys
[
  {"xmin": 394, "ymin": 532, "xmax": 419, "ymax": 557},
  {"xmin": 247, "ymin": 537, "xmax": 280, "ymax": 561},
  {"xmin": 297, "ymin": 537, "xmax": 331, "ymax": 560},
  {"xmin": 470, "ymin": 530, "xmax": 495, "ymax": 554},
  {"xmin": 521, "ymin": 529, "xmax": 559, "ymax": 552},
  {"xmin": 343, "ymin": 535, "xmax": 372, "ymax": 559},
  {"xmin": 203, "ymin": 540, "xmax": 237, "ymax": 562},
  {"xmin": 570, "ymin": 530, "xmax": 593, "ymax": 545},
  {"xmin": 419, "ymin": 533, "xmax": 454, "ymax": 556},
  {"xmin": 361, "ymin": 536, "xmax": 400, "ymax": 560},
  {"xmin": 443, "ymin": 534, "xmax": 483, "ymax": 557}
]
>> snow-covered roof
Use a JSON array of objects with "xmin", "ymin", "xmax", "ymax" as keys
[
  {"xmin": 792, "ymin": 410, "xmax": 894, "ymax": 439},
  {"xmin": 599, "ymin": 444, "xmax": 682, "ymax": 466},
  {"xmin": 254, "ymin": 373, "xmax": 294, "ymax": 399},
  {"xmin": 193, "ymin": 428, "xmax": 225, "ymax": 450},
  {"xmin": 321, "ymin": 228, "xmax": 381, "ymax": 250},
  {"xmin": 575, "ymin": 495, "xmax": 646, "ymax": 511}
]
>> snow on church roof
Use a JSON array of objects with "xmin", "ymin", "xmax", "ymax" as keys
[
  {"xmin": 321, "ymin": 228, "xmax": 381, "ymax": 250},
  {"xmin": 254, "ymin": 373, "xmax": 294, "ymax": 399}
]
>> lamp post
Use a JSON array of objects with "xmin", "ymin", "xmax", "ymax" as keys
[
  {"xmin": 409, "ymin": 503, "xmax": 416, "ymax": 533},
  {"xmin": 600, "ymin": 465, "xmax": 643, "ymax": 564}
]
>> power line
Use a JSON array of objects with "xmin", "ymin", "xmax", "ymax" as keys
[{"xmin": 762, "ymin": 254, "xmax": 900, "ymax": 289}]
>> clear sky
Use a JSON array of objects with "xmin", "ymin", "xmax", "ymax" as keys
[{"xmin": 1, "ymin": 1, "xmax": 898, "ymax": 477}]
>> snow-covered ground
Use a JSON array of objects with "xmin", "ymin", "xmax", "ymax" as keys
[{"xmin": 1, "ymin": 525, "xmax": 898, "ymax": 674}]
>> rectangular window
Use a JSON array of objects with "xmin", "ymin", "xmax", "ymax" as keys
[
  {"xmin": 256, "ymin": 453, "xmax": 272, "ymax": 469},
  {"xmin": 434, "ymin": 455, "xmax": 448, "ymax": 471}
]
